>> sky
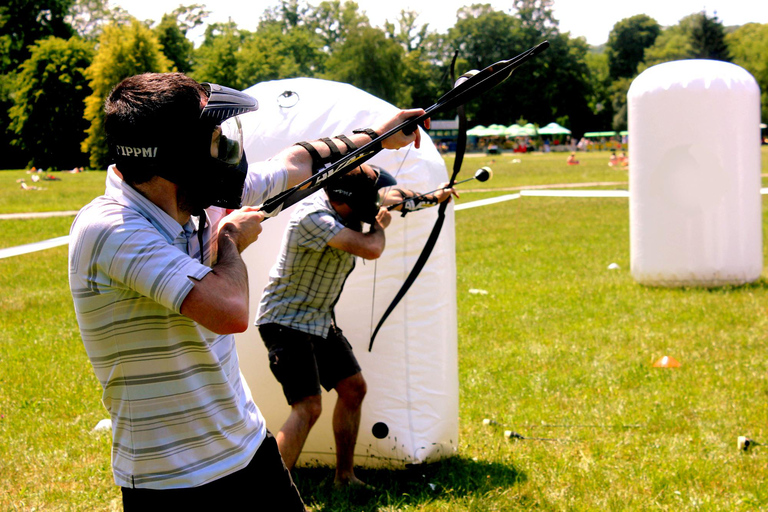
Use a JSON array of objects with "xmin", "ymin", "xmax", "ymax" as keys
[{"xmin": 112, "ymin": 0, "xmax": 768, "ymax": 46}]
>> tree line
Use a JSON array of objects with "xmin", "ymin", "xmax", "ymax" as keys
[{"xmin": 1, "ymin": 0, "xmax": 765, "ymax": 171}]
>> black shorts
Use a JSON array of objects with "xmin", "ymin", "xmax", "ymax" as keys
[
  {"xmin": 121, "ymin": 430, "xmax": 305, "ymax": 511},
  {"xmin": 259, "ymin": 323, "xmax": 362, "ymax": 405}
]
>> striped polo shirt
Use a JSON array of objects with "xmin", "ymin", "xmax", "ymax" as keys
[
  {"xmin": 256, "ymin": 193, "xmax": 354, "ymax": 338},
  {"xmin": 69, "ymin": 163, "xmax": 287, "ymax": 489}
]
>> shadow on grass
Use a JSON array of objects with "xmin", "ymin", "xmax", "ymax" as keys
[
  {"xmin": 293, "ymin": 456, "xmax": 526, "ymax": 511},
  {"xmin": 640, "ymin": 276, "xmax": 768, "ymax": 294}
]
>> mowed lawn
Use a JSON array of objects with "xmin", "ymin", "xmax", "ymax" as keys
[{"xmin": 1, "ymin": 148, "xmax": 768, "ymax": 511}]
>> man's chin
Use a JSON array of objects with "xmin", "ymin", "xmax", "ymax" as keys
[
  {"xmin": 344, "ymin": 217, "xmax": 364, "ymax": 232},
  {"xmin": 178, "ymin": 187, "xmax": 211, "ymax": 216}
]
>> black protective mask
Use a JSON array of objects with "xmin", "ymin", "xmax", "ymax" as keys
[{"xmin": 192, "ymin": 84, "xmax": 258, "ymax": 210}]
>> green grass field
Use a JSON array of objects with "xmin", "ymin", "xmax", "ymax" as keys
[{"xmin": 1, "ymin": 149, "xmax": 768, "ymax": 511}]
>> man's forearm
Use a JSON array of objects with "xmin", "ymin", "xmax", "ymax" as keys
[
  {"xmin": 364, "ymin": 222, "xmax": 387, "ymax": 257},
  {"xmin": 180, "ymin": 229, "xmax": 250, "ymax": 334}
]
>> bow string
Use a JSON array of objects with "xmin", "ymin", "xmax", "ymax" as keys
[{"xmin": 368, "ymin": 53, "xmax": 470, "ymax": 351}]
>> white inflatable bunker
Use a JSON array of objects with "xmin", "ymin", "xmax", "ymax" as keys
[
  {"xmin": 628, "ymin": 60, "xmax": 763, "ymax": 286},
  {"xmin": 235, "ymin": 78, "xmax": 459, "ymax": 467}
]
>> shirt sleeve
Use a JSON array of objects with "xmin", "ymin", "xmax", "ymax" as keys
[
  {"xmin": 296, "ymin": 209, "xmax": 345, "ymax": 252},
  {"xmin": 76, "ymin": 210, "xmax": 212, "ymax": 314},
  {"xmin": 240, "ymin": 159, "xmax": 289, "ymax": 208}
]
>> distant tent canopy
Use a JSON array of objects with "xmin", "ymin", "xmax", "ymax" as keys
[
  {"xmin": 538, "ymin": 122, "xmax": 572, "ymax": 135},
  {"xmin": 466, "ymin": 125, "xmax": 487, "ymax": 136},
  {"xmin": 467, "ymin": 124, "xmax": 507, "ymax": 137},
  {"xmin": 584, "ymin": 131, "xmax": 628, "ymax": 137},
  {"xmin": 468, "ymin": 122, "xmax": 576, "ymax": 138},
  {"xmin": 505, "ymin": 123, "xmax": 537, "ymax": 137}
]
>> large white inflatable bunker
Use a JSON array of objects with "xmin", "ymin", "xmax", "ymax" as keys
[
  {"xmin": 628, "ymin": 59, "xmax": 763, "ymax": 287},
  {"xmin": 235, "ymin": 78, "xmax": 459, "ymax": 467}
]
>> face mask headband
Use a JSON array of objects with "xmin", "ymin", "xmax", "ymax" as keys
[{"xmin": 111, "ymin": 83, "xmax": 257, "ymax": 165}]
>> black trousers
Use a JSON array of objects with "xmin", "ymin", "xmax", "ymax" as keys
[{"xmin": 121, "ymin": 431, "xmax": 305, "ymax": 511}]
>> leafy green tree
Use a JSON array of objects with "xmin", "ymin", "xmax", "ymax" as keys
[
  {"xmin": 689, "ymin": 11, "xmax": 730, "ymax": 61},
  {"xmin": 584, "ymin": 50, "xmax": 614, "ymax": 129},
  {"xmin": 308, "ymin": 0, "xmax": 369, "ymax": 50},
  {"xmin": 513, "ymin": 0, "xmax": 558, "ymax": 39},
  {"xmin": 400, "ymin": 47, "xmax": 443, "ymax": 110},
  {"xmin": 153, "ymin": 3, "xmax": 209, "ymax": 73},
  {"xmin": 237, "ymin": 26, "xmax": 313, "ymax": 87},
  {"xmin": 642, "ymin": 12, "xmax": 731, "ymax": 70},
  {"xmin": 0, "ymin": 0, "xmax": 75, "ymax": 73},
  {"xmin": 0, "ymin": 74, "xmax": 27, "ymax": 169},
  {"xmin": 274, "ymin": 26, "xmax": 327, "ymax": 77},
  {"xmin": 727, "ymin": 23, "xmax": 768, "ymax": 121},
  {"xmin": 385, "ymin": 11, "xmax": 442, "ymax": 109},
  {"xmin": 260, "ymin": 0, "xmax": 310, "ymax": 30},
  {"xmin": 323, "ymin": 26, "xmax": 408, "ymax": 105},
  {"xmin": 0, "ymin": 0, "xmax": 75, "ymax": 167},
  {"xmin": 8, "ymin": 36, "xmax": 94, "ymax": 169},
  {"xmin": 609, "ymin": 77, "xmax": 632, "ymax": 131},
  {"xmin": 192, "ymin": 22, "xmax": 250, "ymax": 88},
  {"xmin": 65, "ymin": 0, "xmax": 133, "ymax": 41},
  {"xmin": 605, "ymin": 15, "xmax": 660, "ymax": 80},
  {"xmin": 536, "ymin": 33, "xmax": 594, "ymax": 134},
  {"xmin": 167, "ymin": 4, "xmax": 210, "ymax": 33},
  {"xmin": 641, "ymin": 25, "xmax": 694, "ymax": 69},
  {"xmin": 82, "ymin": 20, "xmax": 172, "ymax": 169},
  {"xmin": 155, "ymin": 13, "xmax": 195, "ymax": 73},
  {"xmin": 448, "ymin": 3, "xmax": 592, "ymax": 133},
  {"xmin": 257, "ymin": 9, "xmax": 329, "ymax": 78},
  {"xmin": 385, "ymin": 10, "xmax": 429, "ymax": 53}
]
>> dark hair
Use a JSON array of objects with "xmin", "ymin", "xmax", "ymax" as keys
[{"xmin": 104, "ymin": 73, "xmax": 206, "ymax": 185}]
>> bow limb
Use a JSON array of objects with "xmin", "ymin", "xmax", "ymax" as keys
[{"xmin": 368, "ymin": 62, "xmax": 469, "ymax": 352}]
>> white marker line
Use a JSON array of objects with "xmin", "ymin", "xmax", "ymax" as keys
[
  {"xmin": 3, "ymin": 188, "xmax": 767, "ymax": 258},
  {"xmin": 0, "ymin": 235, "xmax": 70, "ymax": 259},
  {"xmin": 520, "ymin": 190, "xmax": 630, "ymax": 198},
  {"xmin": 455, "ymin": 193, "xmax": 521, "ymax": 210}
]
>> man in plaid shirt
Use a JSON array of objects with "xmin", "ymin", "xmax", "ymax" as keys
[{"xmin": 257, "ymin": 164, "xmax": 456, "ymax": 488}]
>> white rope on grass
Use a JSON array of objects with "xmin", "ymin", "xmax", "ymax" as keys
[
  {"xmin": 454, "ymin": 193, "xmax": 521, "ymax": 210},
  {"xmin": 0, "ymin": 235, "xmax": 70, "ymax": 259},
  {"xmin": 520, "ymin": 190, "xmax": 630, "ymax": 198}
]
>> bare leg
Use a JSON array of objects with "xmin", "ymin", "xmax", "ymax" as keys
[
  {"xmin": 276, "ymin": 395, "xmax": 322, "ymax": 471},
  {"xmin": 332, "ymin": 372, "xmax": 367, "ymax": 487}
]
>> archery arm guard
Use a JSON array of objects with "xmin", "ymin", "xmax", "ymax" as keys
[
  {"xmin": 391, "ymin": 188, "xmax": 440, "ymax": 216},
  {"xmin": 293, "ymin": 133, "xmax": 360, "ymax": 174}
]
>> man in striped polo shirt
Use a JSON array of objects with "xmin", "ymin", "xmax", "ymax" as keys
[{"xmin": 68, "ymin": 72, "xmax": 425, "ymax": 510}]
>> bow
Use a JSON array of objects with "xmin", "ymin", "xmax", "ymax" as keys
[
  {"xmin": 368, "ymin": 53, "xmax": 469, "ymax": 351},
  {"xmin": 260, "ymin": 41, "xmax": 549, "ymax": 217},
  {"xmin": 368, "ymin": 42, "xmax": 549, "ymax": 351}
]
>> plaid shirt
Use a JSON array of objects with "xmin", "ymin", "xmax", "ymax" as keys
[{"xmin": 256, "ymin": 193, "xmax": 355, "ymax": 338}]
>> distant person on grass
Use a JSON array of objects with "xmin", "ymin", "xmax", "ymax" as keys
[
  {"xmin": 67, "ymin": 72, "xmax": 425, "ymax": 510},
  {"xmin": 256, "ymin": 164, "xmax": 456, "ymax": 488}
]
